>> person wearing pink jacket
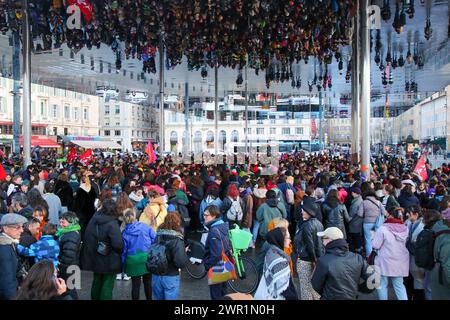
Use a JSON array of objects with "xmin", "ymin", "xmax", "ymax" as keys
[{"xmin": 371, "ymin": 207, "xmax": 409, "ymax": 300}]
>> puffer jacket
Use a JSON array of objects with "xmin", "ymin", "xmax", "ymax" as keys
[
  {"xmin": 311, "ymin": 239, "xmax": 370, "ymax": 300},
  {"xmin": 430, "ymin": 220, "xmax": 450, "ymax": 300},
  {"xmin": 204, "ymin": 219, "xmax": 232, "ymax": 271},
  {"xmin": 372, "ymin": 219, "xmax": 409, "ymax": 277},
  {"xmin": 80, "ymin": 212, "xmax": 123, "ymax": 274},
  {"xmin": 58, "ymin": 230, "xmax": 81, "ymax": 277},
  {"xmin": 358, "ymin": 196, "xmax": 387, "ymax": 224},
  {"xmin": 296, "ymin": 217, "xmax": 324, "ymax": 262},
  {"xmin": 154, "ymin": 229, "xmax": 188, "ymax": 276},
  {"xmin": 139, "ymin": 197, "xmax": 167, "ymax": 231},
  {"xmin": 121, "ymin": 221, "xmax": 156, "ymax": 277},
  {"xmin": 322, "ymin": 200, "xmax": 351, "ymax": 239}
]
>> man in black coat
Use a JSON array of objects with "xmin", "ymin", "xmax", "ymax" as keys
[
  {"xmin": 312, "ymin": 227, "xmax": 371, "ymax": 300},
  {"xmin": 0, "ymin": 213, "xmax": 28, "ymax": 300},
  {"xmin": 19, "ymin": 218, "xmax": 40, "ymax": 248}
]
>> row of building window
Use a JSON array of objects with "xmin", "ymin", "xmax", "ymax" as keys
[
  {"xmin": 103, "ymin": 130, "xmax": 152, "ymax": 138},
  {"xmin": 104, "ymin": 105, "xmax": 121, "ymax": 115},
  {"xmin": 0, "ymin": 98, "xmax": 89, "ymax": 121},
  {"xmin": 243, "ymin": 127, "xmax": 304, "ymax": 135}
]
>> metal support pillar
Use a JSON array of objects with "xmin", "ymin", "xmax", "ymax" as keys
[
  {"xmin": 309, "ymin": 93, "xmax": 312, "ymax": 153},
  {"xmin": 351, "ymin": 1, "xmax": 361, "ymax": 165},
  {"xmin": 360, "ymin": 0, "xmax": 371, "ymax": 179},
  {"xmin": 22, "ymin": 0, "xmax": 31, "ymax": 167},
  {"xmin": 319, "ymin": 90, "xmax": 323, "ymax": 150},
  {"xmin": 184, "ymin": 82, "xmax": 189, "ymax": 155},
  {"xmin": 244, "ymin": 59, "xmax": 249, "ymax": 154},
  {"xmin": 159, "ymin": 42, "xmax": 164, "ymax": 153},
  {"xmin": 214, "ymin": 66, "xmax": 218, "ymax": 155},
  {"xmin": 12, "ymin": 30, "xmax": 20, "ymax": 155}
]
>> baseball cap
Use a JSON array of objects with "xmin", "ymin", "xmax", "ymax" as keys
[{"xmin": 317, "ymin": 227, "xmax": 344, "ymax": 241}]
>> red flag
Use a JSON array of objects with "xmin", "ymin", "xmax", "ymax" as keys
[
  {"xmin": 0, "ymin": 162, "xmax": 6, "ymax": 181},
  {"xmin": 146, "ymin": 141, "xmax": 156, "ymax": 165},
  {"xmin": 414, "ymin": 156, "xmax": 428, "ymax": 182},
  {"xmin": 68, "ymin": 0, "xmax": 93, "ymax": 23},
  {"xmin": 67, "ymin": 147, "xmax": 77, "ymax": 163},
  {"xmin": 311, "ymin": 116, "xmax": 317, "ymax": 136},
  {"xmin": 79, "ymin": 149, "xmax": 93, "ymax": 166}
]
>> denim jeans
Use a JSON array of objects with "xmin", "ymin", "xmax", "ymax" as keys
[
  {"xmin": 424, "ymin": 271, "xmax": 432, "ymax": 300},
  {"xmin": 363, "ymin": 223, "xmax": 375, "ymax": 256},
  {"xmin": 252, "ymin": 220, "xmax": 260, "ymax": 243},
  {"xmin": 377, "ymin": 276, "xmax": 408, "ymax": 300},
  {"xmin": 152, "ymin": 275, "xmax": 180, "ymax": 300}
]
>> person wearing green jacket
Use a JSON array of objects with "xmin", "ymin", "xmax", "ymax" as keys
[
  {"xmin": 430, "ymin": 212, "xmax": 450, "ymax": 300},
  {"xmin": 256, "ymin": 189, "xmax": 287, "ymax": 240}
]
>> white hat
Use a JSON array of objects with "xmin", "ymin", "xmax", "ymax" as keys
[
  {"xmin": 402, "ymin": 179, "xmax": 416, "ymax": 187},
  {"xmin": 317, "ymin": 227, "xmax": 344, "ymax": 241}
]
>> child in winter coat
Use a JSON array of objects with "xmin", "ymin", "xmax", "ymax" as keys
[
  {"xmin": 56, "ymin": 211, "xmax": 81, "ymax": 299},
  {"xmin": 56, "ymin": 212, "xmax": 81, "ymax": 278},
  {"xmin": 17, "ymin": 223, "xmax": 60, "ymax": 268},
  {"xmin": 122, "ymin": 209, "xmax": 156, "ymax": 300}
]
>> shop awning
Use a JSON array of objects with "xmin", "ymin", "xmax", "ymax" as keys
[
  {"xmin": 71, "ymin": 140, "xmax": 122, "ymax": 149},
  {"xmin": 20, "ymin": 136, "xmax": 60, "ymax": 148}
]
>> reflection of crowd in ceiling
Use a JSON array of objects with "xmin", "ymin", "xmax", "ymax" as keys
[{"xmin": 0, "ymin": 0, "xmax": 444, "ymax": 91}]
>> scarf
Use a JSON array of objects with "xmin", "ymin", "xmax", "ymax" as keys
[
  {"xmin": 56, "ymin": 224, "xmax": 81, "ymax": 237},
  {"xmin": 263, "ymin": 245, "xmax": 291, "ymax": 300},
  {"xmin": 385, "ymin": 218, "xmax": 404, "ymax": 225},
  {"xmin": 79, "ymin": 182, "xmax": 91, "ymax": 193}
]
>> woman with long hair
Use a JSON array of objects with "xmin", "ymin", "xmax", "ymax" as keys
[
  {"xmin": 139, "ymin": 190, "xmax": 167, "ymax": 231},
  {"xmin": 186, "ymin": 176, "xmax": 204, "ymax": 232},
  {"xmin": 16, "ymin": 260, "xmax": 70, "ymax": 300},
  {"xmin": 105, "ymin": 173, "xmax": 122, "ymax": 201},
  {"xmin": 152, "ymin": 212, "xmax": 188, "ymax": 300},
  {"xmin": 73, "ymin": 173, "xmax": 97, "ymax": 240},
  {"xmin": 372, "ymin": 207, "xmax": 409, "ymax": 300},
  {"xmin": 81, "ymin": 199, "xmax": 123, "ymax": 300},
  {"xmin": 116, "ymin": 192, "xmax": 135, "ymax": 231},
  {"xmin": 54, "ymin": 173, "xmax": 74, "ymax": 211},
  {"xmin": 121, "ymin": 209, "xmax": 156, "ymax": 300},
  {"xmin": 321, "ymin": 189, "xmax": 350, "ymax": 239}
]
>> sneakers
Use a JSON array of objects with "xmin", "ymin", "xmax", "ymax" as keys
[
  {"xmin": 248, "ymin": 241, "xmax": 256, "ymax": 249},
  {"xmin": 122, "ymin": 274, "xmax": 131, "ymax": 281},
  {"xmin": 116, "ymin": 273, "xmax": 131, "ymax": 281}
]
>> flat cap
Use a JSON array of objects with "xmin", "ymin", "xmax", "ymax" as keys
[{"xmin": 0, "ymin": 213, "xmax": 28, "ymax": 226}]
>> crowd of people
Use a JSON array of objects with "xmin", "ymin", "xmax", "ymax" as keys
[{"xmin": 0, "ymin": 149, "xmax": 449, "ymax": 300}]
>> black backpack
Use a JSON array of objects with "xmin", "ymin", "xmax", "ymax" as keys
[
  {"xmin": 146, "ymin": 237, "xmax": 169, "ymax": 275},
  {"xmin": 415, "ymin": 229, "xmax": 450, "ymax": 270}
]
